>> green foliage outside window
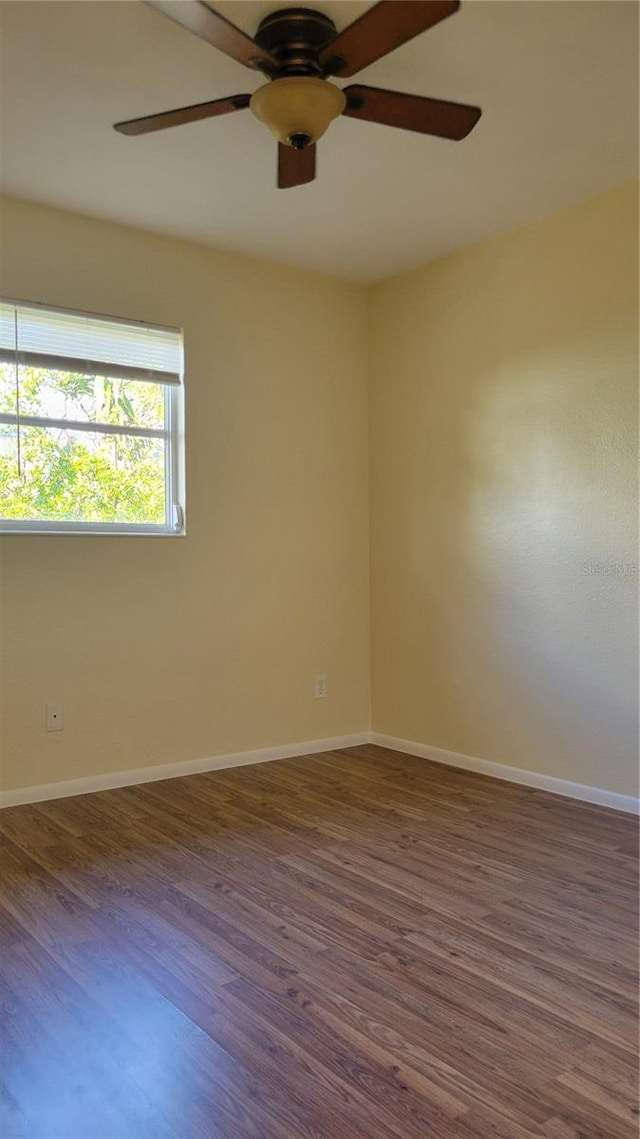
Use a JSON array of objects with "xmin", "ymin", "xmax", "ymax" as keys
[{"xmin": 0, "ymin": 364, "xmax": 167, "ymax": 524}]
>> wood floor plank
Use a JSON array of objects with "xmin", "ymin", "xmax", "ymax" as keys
[
  {"xmin": 0, "ymin": 938, "xmax": 182, "ymax": 1139},
  {"xmin": 0, "ymin": 744, "xmax": 637, "ymax": 1138}
]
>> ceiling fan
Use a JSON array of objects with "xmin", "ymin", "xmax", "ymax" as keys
[{"xmin": 114, "ymin": 0, "xmax": 481, "ymax": 188}]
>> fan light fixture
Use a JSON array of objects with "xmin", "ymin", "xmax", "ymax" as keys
[
  {"xmin": 250, "ymin": 77, "xmax": 346, "ymax": 149},
  {"xmin": 116, "ymin": 3, "xmax": 482, "ymax": 188}
]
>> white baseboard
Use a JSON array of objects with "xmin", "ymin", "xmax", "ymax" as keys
[
  {"xmin": 3, "ymin": 730, "xmax": 637, "ymax": 816},
  {"xmin": 0, "ymin": 733, "xmax": 370, "ymax": 809},
  {"xmin": 371, "ymin": 733, "xmax": 639, "ymax": 816}
]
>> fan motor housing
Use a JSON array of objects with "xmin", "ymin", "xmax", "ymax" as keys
[{"xmin": 254, "ymin": 8, "xmax": 338, "ymax": 77}]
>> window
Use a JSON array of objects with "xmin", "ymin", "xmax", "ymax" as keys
[{"xmin": 0, "ymin": 300, "xmax": 184, "ymax": 535}]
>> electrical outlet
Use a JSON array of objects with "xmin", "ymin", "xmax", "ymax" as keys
[
  {"xmin": 314, "ymin": 674, "xmax": 327, "ymax": 700},
  {"xmin": 46, "ymin": 703, "xmax": 63, "ymax": 732}
]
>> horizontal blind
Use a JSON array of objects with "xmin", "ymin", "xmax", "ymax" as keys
[{"xmin": 0, "ymin": 300, "xmax": 182, "ymax": 385}]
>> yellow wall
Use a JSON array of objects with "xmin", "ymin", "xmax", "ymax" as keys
[
  {"xmin": 369, "ymin": 181, "xmax": 639, "ymax": 796},
  {"xmin": 0, "ymin": 198, "xmax": 371, "ymax": 791},
  {"xmin": 1, "ymin": 183, "xmax": 638, "ymax": 797}
]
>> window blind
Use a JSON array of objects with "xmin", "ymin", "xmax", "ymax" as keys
[{"xmin": 0, "ymin": 301, "xmax": 182, "ymax": 385}]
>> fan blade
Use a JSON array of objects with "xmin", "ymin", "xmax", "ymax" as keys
[
  {"xmin": 343, "ymin": 85, "xmax": 481, "ymax": 139},
  {"xmin": 114, "ymin": 94, "xmax": 251, "ymax": 136},
  {"xmin": 320, "ymin": 1, "xmax": 459, "ymax": 78},
  {"xmin": 278, "ymin": 143, "xmax": 316, "ymax": 189},
  {"xmin": 145, "ymin": 1, "xmax": 277, "ymax": 72}
]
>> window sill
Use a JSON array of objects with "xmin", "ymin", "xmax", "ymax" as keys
[{"xmin": 0, "ymin": 524, "xmax": 186, "ymax": 537}]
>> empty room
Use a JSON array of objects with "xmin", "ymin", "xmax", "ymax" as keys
[{"xmin": 0, "ymin": 1, "xmax": 638, "ymax": 1137}]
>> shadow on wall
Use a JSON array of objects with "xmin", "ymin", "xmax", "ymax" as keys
[{"xmin": 402, "ymin": 333, "xmax": 638, "ymax": 793}]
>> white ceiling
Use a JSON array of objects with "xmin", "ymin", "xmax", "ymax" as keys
[{"xmin": 0, "ymin": 1, "xmax": 638, "ymax": 282}]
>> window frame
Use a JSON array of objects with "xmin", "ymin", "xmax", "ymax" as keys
[{"xmin": 0, "ymin": 299, "xmax": 186, "ymax": 537}]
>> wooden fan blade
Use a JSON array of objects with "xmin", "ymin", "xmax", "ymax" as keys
[
  {"xmin": 343, "ymin": 85, "xmax": 481, "ymax": 139},
  {"xmin": 277, "ymin": 143, "xmax": 316, "ymax": 189},
  {"xmin": 320, "ymin": 1, "xmax": 459, "ymax": 78},
  {"xmin": 145, "ymin": 1, "xmax": 277, "ymax": 72},
  {"xmin": 114, "ymin": 94, "xmax": 251, "ymax": 136}
]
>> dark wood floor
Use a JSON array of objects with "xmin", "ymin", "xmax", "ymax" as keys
[{"xmin": 0, "ymin": 744, "xmax": 637, "ymax": 1139}]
